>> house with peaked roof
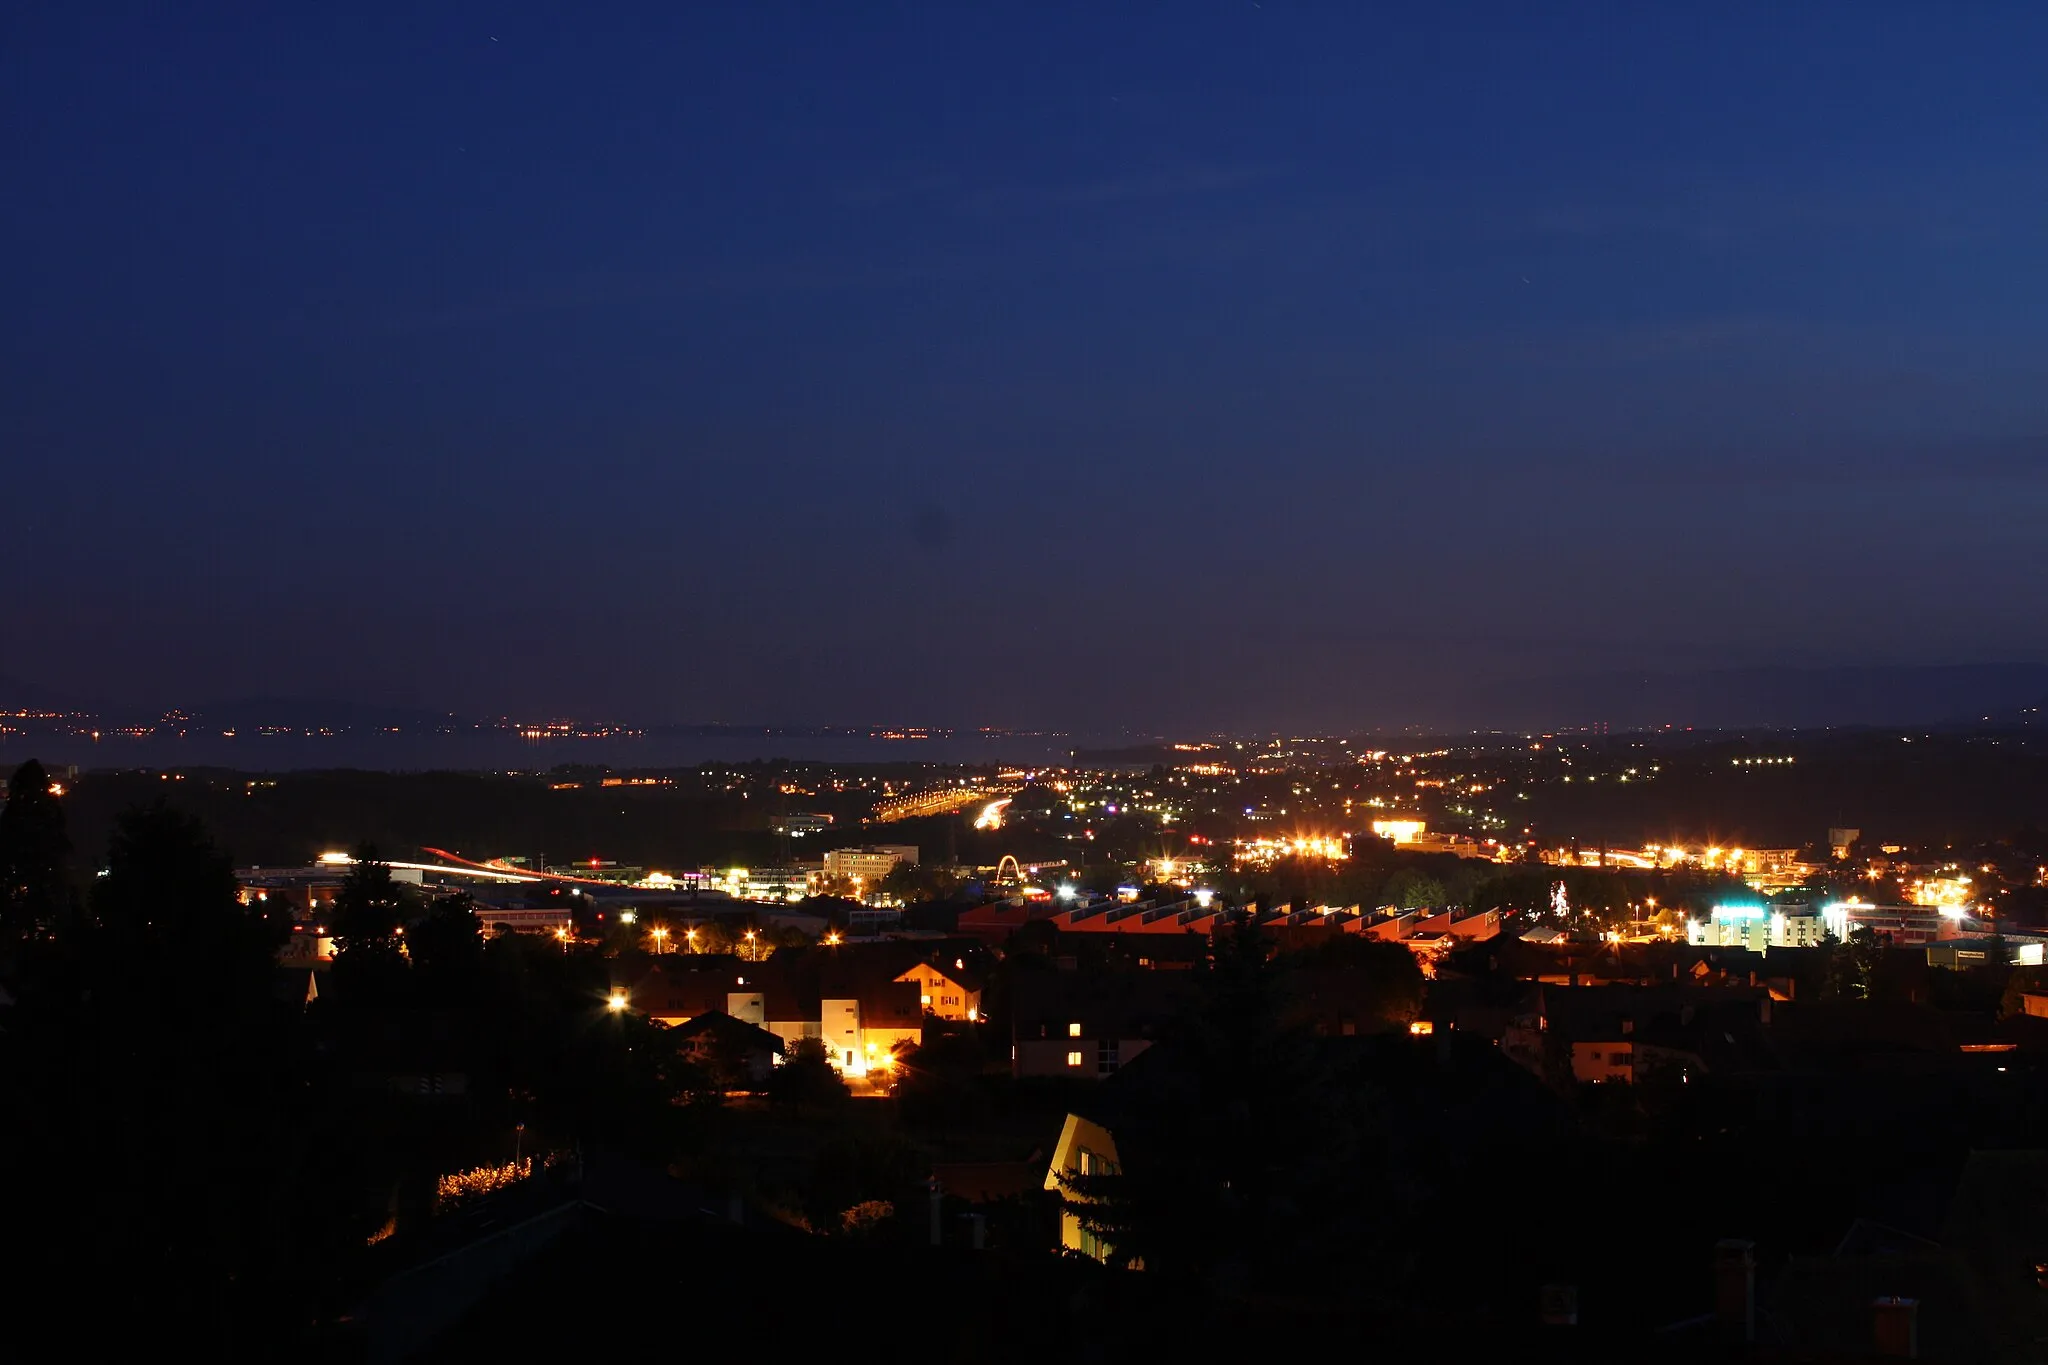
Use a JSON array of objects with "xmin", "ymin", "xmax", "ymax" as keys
[
  {"xmin": 614, "ymin": 956, "xmax": 751, "ymax": 1026},
  {"xmin": 718, "ymin": 947, "xmax": 926, "ymax": 1078},
  {"xmin": 895, "ymin": 958, "xmax": 983, "ymax": 1021},
  {"xmin": 1044, "ymin": 1109, "xmax": 1125, "ymax": 1262},
  {"xmin": 668, "ymin": 1010, "xmax": 784, "ymax": 1087},
  {"xmin": 1008, "ymin": 969, "xmax": 1196, "ymax": 1080}
]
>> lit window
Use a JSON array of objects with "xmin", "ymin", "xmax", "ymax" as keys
[
  {"xmin": 1069, "ymin": 1022, "xmax": 1082, "ymax": 1037},
  {"xmin": 1066, "ymin": 1051, "xmax": 1083, "ymax": 1067}
]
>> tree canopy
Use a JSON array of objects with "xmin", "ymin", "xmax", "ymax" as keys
[{"xmin": 0, "ymin": 759, "xmax": 70, "ymax": 942}]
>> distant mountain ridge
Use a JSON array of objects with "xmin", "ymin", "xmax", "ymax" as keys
[
  {"xmin": 6, "ymin": 666, "xmax": 2047, "ymax": 737},
  {"xmin": 1445, "ymin": 663, "xmax": 2048, "ymax": 732},
  {"xmin": 190, "ymin": 697, "xmax": 461, "ymax": 730},
  {"xmin": 0, "ymin": 673, "xmax": 110, "ymax": 713}
]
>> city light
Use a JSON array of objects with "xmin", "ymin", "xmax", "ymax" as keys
[
  {"xmin": 435, "ymin": 1155, "xmax": 552, "ymax": 1212},
  {"xmin": 1234, "ymin": 834, "xmax": 1348, "ymax": 867},
  {"xmin": 607, "ymin": 989, "xmax": 628, "ymax": 1012}
]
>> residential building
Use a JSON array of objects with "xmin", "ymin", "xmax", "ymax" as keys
[
  {"xmin": 611, "ymin": 957, "xmax": 752, "ymax": 1026},
  {"xmin": 668, "ymin": 1011, "xmax": 785, "ymax": 1086},
  {"xmin": 717, "ymin": 945, "xmax": 929, "ymax": 1078},
  {"xmin": 1836, "ymin": 902, "xmax": 1964, "ymax": 946},
  {"xmin": 709, "ymin": 864, "xmax": 818, "ymax": 903},
  {"xmin": 1045, "ymin": 1111, "xmax": 1124, "ymax": 1262},
  {"xmin": 821, "ymin": 844, "xmax": 919, "ymax": 889},
  {"xmin": 1009, "ymin": 970, "xmax": 1194, "ymax": 1079},
  {"xmin": 895, "ymin": 959, "xmax": 984, "ymax": 1021},
  {"xmin": 1688, "ymin": 902, "xmax": 1828, "ymax": 952}
]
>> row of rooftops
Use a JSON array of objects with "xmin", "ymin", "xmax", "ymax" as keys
[
  {"xmin": 957, "ymin": 897, "xmax": 1500, "ymax": 945},
  {"xmin": 611, "ymin": 939, "xmax": 989, "ymax": 1029}
]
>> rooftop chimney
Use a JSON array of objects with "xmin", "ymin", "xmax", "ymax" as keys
[
  {"xmin": 1715, "ymin": 1239, "xmax": 1756, "ymax": 1343},
  {"xmin": 1873, "ymin": 1296, "xmax": 1919, "ymax": 1359}
]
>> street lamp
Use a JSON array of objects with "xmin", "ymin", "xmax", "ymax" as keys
[
  {"xmin": 607, "ymin": 989, "xmax": 628, "ymax": 1013},
  {"xmin": 685, "ymin": 927, "xmax": 699, "ymax": 953},
  {"xmin": 744, "ymin": 928, "xmax": 758, "ymax": 961},
  {"xmin": 650, "ymin": 926, "xmax": 669, "ymax": 954}
]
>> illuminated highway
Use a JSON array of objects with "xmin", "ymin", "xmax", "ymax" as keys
[{"xmin": 871, "ymin": 782, "xmax": 1022, "ymax": 823}]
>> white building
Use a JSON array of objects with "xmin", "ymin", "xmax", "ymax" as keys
[
  {"xmin": 822, "ymin": 845, "xmax": 918, "ymax": 887},
  {"xmin": 1687, "ymin": 902, "xmax": 1828, "ymax": 952}
]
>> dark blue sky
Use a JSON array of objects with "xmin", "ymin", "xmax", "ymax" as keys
[{"xmin": 6, "ymin": 3, "xmax": 2047, "ymax": 732}]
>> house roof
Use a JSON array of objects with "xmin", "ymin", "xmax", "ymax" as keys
[
  {"xmin": 931, "ymin": 1160, "xmax": 1045, "ymax": 1204},
  {"xmin": 1769, "ymin": 1001, "xmax": 1958, "ymax": 1071},
  {"xmin": 1765, "ymin": 1250, "xmax": 1999, "ymax": 1365},
  {"xmin": 619, "ymin": 956, "xmax": 747, "ymax": 1018},
  {"xmin": 668, "ymin": 1010, "xmax": 785, "ymax": 1054},
  {"xmin": 1008, "ymin": 967, "xmax": 1198, "ymax": 1041}
]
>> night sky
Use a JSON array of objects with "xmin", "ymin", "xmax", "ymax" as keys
[{"xmin": 7, "ymin": 4, "xmax": 2048, "ymax": 732}]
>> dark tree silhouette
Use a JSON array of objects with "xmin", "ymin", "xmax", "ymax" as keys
[
  {"xmin": 1291, "ymin": 932, "xmax": 1427, "ymax": 1030},
  {"xmin": 1823, "ymin": 926, "xmax": 1887, "ymax": 1000},
  {"xmin": 329, "ymin": 846, "xmax": 414, "ymax": 994},
  {"xmin": 767, "ymin": 1036, "xmax": 852, "ymax": 1112},
  {"xmin": 1062, "ymin": 921, "xmax": 1376, "ymax": 1289},
  {"xmin": 9, "ymin": 802, "xmax": 305, "ymax": 1350},
  {"xmin": 409, "ymin": 889, "xmax": 486, "ymax": 997},
  {"xmin": 0, "ymin": 759, "xmax": 71, "ymax": 942},
  {"xmin": 94, "ymin": 799, "xmax": 289, "ymax": 998}
]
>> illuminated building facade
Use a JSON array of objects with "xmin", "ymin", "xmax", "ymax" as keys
[
  {"xmin": 1832, "ymin": 902, "xmax": 1961, "ymax": 946},
  {"xmin": 1691, "ymin": 900, "xmax": 1965, "ymax": 950},
  {"xmin": 895, "ymin": 960, "xmax": 983, "ymax": 1021},
  {"xmin": 1045, "ymin": 1112, "xmax": 1124, "ymax": 1262},
  {"xmin": 822, "ymin": 844, "xmax": 919, "ymax": 887},
  {"xmin": 1688, "ymin": 903, "xmax": 1828, "ymax": 952},
  {"xmin": 709, "ymin": 865, "xmax": 817, "ymax": 902}
]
